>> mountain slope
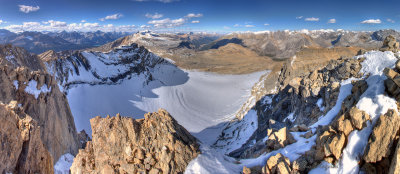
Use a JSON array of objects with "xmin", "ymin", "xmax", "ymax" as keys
[{"xmin": 0, "ymin": 44, "xmax": 80, "ymax": 171}]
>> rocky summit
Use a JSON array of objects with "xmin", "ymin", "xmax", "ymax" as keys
[{"xmin": 70, "ymin": 109, "xmax": 200, "ymax": 174}]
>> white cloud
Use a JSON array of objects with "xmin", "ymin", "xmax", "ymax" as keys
[
  {"xmin": 140, "ymin": 25, "xmax": 150, "ymax": 28},
  {"xmin": 304, "ymin": 17, "xmax": 319, "ymax": 22},
  {"xmin": 264, "ymin": 23, "xmax": 270, "ymax": 26},
  {"xmin": 185, "ymin": 13, "xmax": 203, "ymax": 18},
  {"xmin": 0, "ymin": 20, "xmax": 3, "ymax": 25},
  {"xmin": 146, "ymin": 13, "xmax": 202, "ymax": 28},
  {"xmin": 234, "ymin": 24, "xmax": 240, "ymax": 27},
  {"xmin": 42, "ymin": 20, "xmax": 67, "ymax": 27},
  {"xmin": 328, "ymin": 19, "xmax": 336, "ymax": 23},
  {"xmin": 387, "ymin": 19, "xmax": 395, "ymax": 23},
  {"xmin": 100, "ymin": 13, "xmax": 123, "ymax": 21},
  {"xmin": 3, "ymin": 21, "xmax": 136, "ymax": 32},
  {"xmin": 148, "ymin": 18, "xmax": 186, "ymax": 28},
  {"xmin": 18, "ymin": 5, "xmax": 40, "ymax": 13},
  {"xmin": 191, "ymin": 20, "xmax": 200, "ymax": 23},
  {"xmin": 145, "ymin": 13, "xmax": 163, "ymax": 19},
  {"xmin": 296, "ymin": 16, "xmax": 303, "ymax": 19},
  {"xmin": 81, "ymin": 20, "xmax": 87, "ymax": 23},
  {"xmin": 245, "ymin": 25, "xmax": 255, "ymax": 28},
  {"xmin": 223, "ymin": 26, "xmax": 231, "ymax": 29},
  {"xmin": 133, "ymin": 0, "xmax": 179, "ymax": 3},
  {"xmin": 361, "ymin": 19, "xmax": 381, "ymax": 24}
]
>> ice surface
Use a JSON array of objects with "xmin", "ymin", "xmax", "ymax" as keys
[{"xmin": 68, "ymin": 61, "xmax": 265, "ymax": 144}]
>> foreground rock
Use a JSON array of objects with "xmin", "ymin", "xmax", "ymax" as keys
[
  {"xmin": 71, "ymin": 109, "xmax": 200, "ymax": 174},
  {"xmin": 0, "ymin": 45, "xmax": 80, "ymax": 163},
  {"xmin": 0, "ymin": 101, "xmax": 53, "ymax": 174},
  {"xmin": 364, "ymin": 109, "xmax": 400, "ymax": 163}
]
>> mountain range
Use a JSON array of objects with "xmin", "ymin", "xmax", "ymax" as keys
[{"xmin": 0, "ymin": 29, "xmax": 131, "ymax": 53}]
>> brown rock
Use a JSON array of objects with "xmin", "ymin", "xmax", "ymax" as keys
[
  {"xmin": 389, "ymin": 138, "xmax": 400, "ymax": 174},
  {"xmin": 364, "ymin": 109, "xmax": 400, "ymax": 163},
  {"xmin": 301, "ymin": 130, "xmax": 314, "ymax": 139},
  {"xmin": 268, "ymin": 127, "xmax": 296, "ymax": 147},
  {"xmin": 70, "ymin": 109, "xmax": 200, "ymax": 174},
  {"xmin": 348, "ymin": 107, "xmax": 370, "ymax": 130},
  {"xmin": 0, "ymin": 102, "xmax": 53, "ymax": 174},
  {"xmin": 384, "ymin": 67, "xmax": 399, "ymax": 80},
  {"xmin": 334, "ymin": 114, "xmax": 354, "ymax": 136},
  {"xmin": 264, "ymin": 153, "xmax": 291, "ymax": 174},
  {"xmin": 290, "ymin": 124, "xmax": 309, "ymax": 132},
  {"xmin": 396, "ymin": 60, "xmax": 400, "ymax": 72},
  {"xmin": 243, "ymin": 166, "xmax": 252, "ymax": 174},
  {"xmin": 327, "ymin": 133, "xmax": 346, "ymax": 160},
  {"xmin": 0, "ymin": 65, "xmax": 80, "ymax": 162}
]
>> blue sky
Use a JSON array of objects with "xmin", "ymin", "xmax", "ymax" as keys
[{"xmin": 0, "ymin": 0, "xmax": 399, "ymax": 32}]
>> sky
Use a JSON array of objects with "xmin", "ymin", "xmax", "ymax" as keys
[{"xmin": 0, "ymin": 0, "xmax": 399, "ymax": 33}]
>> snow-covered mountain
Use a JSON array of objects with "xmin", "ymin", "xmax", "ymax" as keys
[{"xmin": 0, "ymin": 29, "xmax": 131, "ymax": 53}]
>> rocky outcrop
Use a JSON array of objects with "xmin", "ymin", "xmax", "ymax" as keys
[
  {"xmin": 359, "ymin": 109, "xmax": 400, "ymax": 174},
  {"xmin": 256, "ymin": 78, "xmax": 369, "ymax": 174},
  {"xmin": 384, "ymin": 63, "xmax": 400, "ymax": 101},
  {"xmin": 227, "ymin": 56, "xmax": 364, "ymax": 159},
  {"xmin": 262, "ymin": 153, "xmax": 292, "ymax": 174},
  {"xmin": 363, "ymin": 109, "xmax": 400, "ymax": 163},
  {"xmin": 0, "ymin": 45, "xmax": 80, "ymax": 164},
  {"xmin": 231, "ymin": 127, "xmax": 296, "ymax": 158},
  {"xmin": 70, "ymin": 109, "xmax": 200, "ymax": 174},
  {"xmin": 0, "ymin": 101, "xmax": 53, "ymax": 174},
  {"xmin": 380, "ymin": 35, "xmax": 399, "ymax": 52}
]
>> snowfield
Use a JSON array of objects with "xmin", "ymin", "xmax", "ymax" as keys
[{"xmin": 67, "ymin": 61, "xmax": 265, "ymax": 144}]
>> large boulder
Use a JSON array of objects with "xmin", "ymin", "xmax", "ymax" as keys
[
  {"xmin": 0, "ymin": 101, "xmax": 53, "ymax": 174},
  {"xmin": 267, "ymin": 127, "xmax": 296, "ymax": 148},
  {"xmin": 364, "ymin": 109, "xmax": 400, "ymax": 163},
  {"xmin": 262, "ymin": 153, "xmax": 292, "ymax": 174},
  {"xmin": 70, "ymin": 109, "xmax": 200, "ymax": 174}
]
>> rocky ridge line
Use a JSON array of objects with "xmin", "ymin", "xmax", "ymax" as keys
[{"xmin": 71, "ymin": 109, "xmax": 200, "ymax": 174}]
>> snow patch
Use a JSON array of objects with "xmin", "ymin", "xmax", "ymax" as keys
[
  {"xmin": 240, "ymin": 132, "xmax": 316, "ymax": 168},
  {"xmin": 24, "ymin": 80, "xmax": 51, "ymax": 99},
  {"xmin": 284, "ymin": 112, "xmax": 296, "ymax": 122},
  {"xmin": 13, "ymin": 80, "xmax": 19, "ymax": 89},
  {"xmin": 185, "ymin": 146, "xmax": 241, "ymax": 174},
  {"xmin": 213, "ymin": 109, "xmax": 258, "ymax": 153},
  {"xmin": 316, "ymin": 98, "xmax": 325, "ymax": 111},
  {"xmin": 54, "ymin": 153, "xmax": 74, "ymax": 174}
]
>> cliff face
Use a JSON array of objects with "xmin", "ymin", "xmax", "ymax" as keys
[
  {"xmin": 71, "ymin": 109, "xmax": 200, "ymax": 174},
  {"xmin": 0, "ymin": 101, "xmax": 54, "ymax": 174},
  {"xmin": 0, "ymin": 44, "xmax": 80, "ymax": 166}
]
